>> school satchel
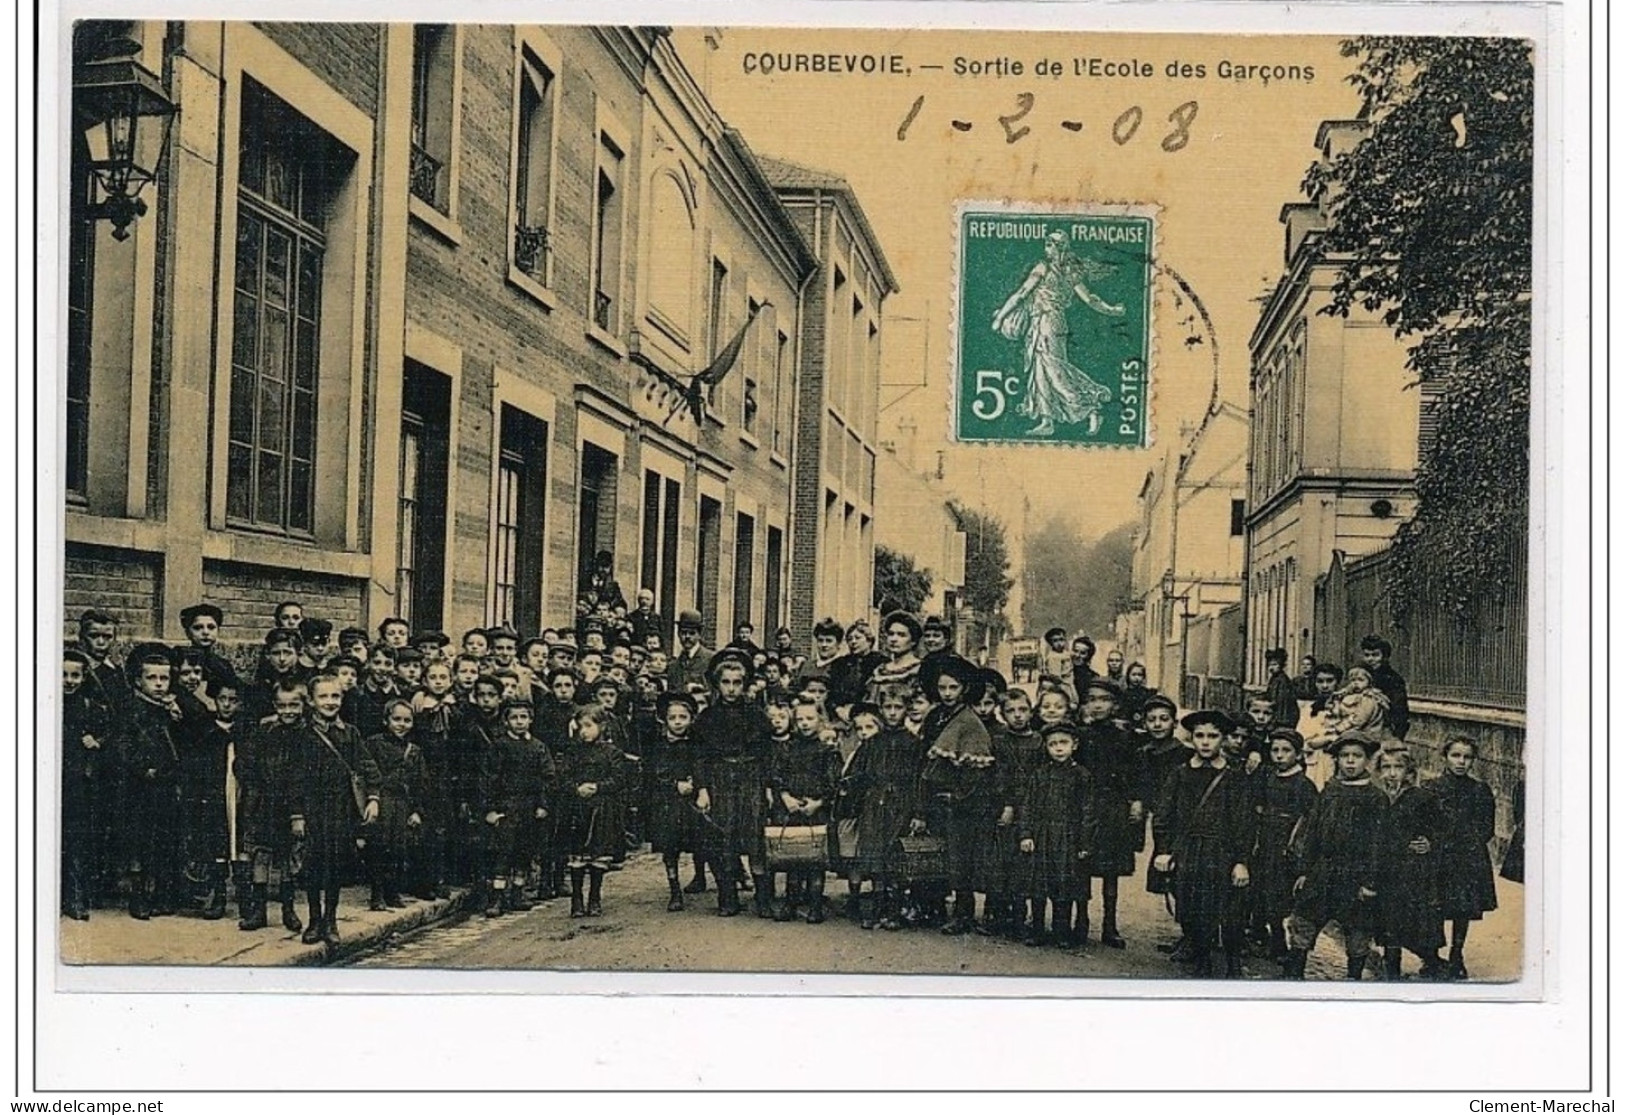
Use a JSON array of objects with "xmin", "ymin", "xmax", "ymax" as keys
[
  {"xmin": 894, "ymin": 834, "xmax": 949, "ymax": 884},
  {"xmin": 764, "ymin": 824, "xmax": 830, "ymax": 870}
]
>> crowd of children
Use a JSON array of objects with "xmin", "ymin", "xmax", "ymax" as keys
[{"xmin": 60, "ymin": 599, "xmax": 1505, "ymax": 980}]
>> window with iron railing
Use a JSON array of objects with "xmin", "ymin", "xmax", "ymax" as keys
[
  {"xmin": 513, "ymin": 47, "xmax": 556, "ymax": 286},
  {"xmin": 410, "ymin": 24, "xmax": 454, "ymax": 213}
]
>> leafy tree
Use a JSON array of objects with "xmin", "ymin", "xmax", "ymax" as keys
[
  {"xmin": 1304, "ymin": 36, "xmax": 1532, "ymax": 618},
  {"xmin": 1022, "ymin": 518, "xmax": 1135, "ymax": 635},
  {"xmin": 873, "ymin": 545, "xmax": 933, "ymax": 615},
  {"xmin": 949, "ymin": 502, "xmax": 1013, "ymax": 623}
]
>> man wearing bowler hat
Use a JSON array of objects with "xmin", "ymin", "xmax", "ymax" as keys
[{"xmin": 665, "ymin": 610, "xmax": 713, "ymax": 694}]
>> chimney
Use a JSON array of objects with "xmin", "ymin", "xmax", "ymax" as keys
[{"xmin": 1280, "ymin": 202, "xmax": 1326, "ymax": 267}]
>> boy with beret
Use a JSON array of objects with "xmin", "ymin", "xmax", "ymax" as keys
[{"xmin": 1075, "ymin": 675, "xmax": 1149, "ymax": 948}]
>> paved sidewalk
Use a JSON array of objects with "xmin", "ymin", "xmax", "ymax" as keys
[{"xmin": 60, "ymin": 887, "xmax": 471, "ymax": 967}]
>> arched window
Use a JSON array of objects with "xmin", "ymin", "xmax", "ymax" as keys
[{"xmin": 646, "ymin": 169, "xmax": 695, "ymax": 344}]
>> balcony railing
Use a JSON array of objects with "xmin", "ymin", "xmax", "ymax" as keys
[
  {"xmin": 514, "ymin": 224, "xmax": 550, "ymax": 282},
  {"xmin": 409, "ymin": 144, "xmax": 444, "ymax": 208},
  {"xmin": 593, "ymin": 289, "xmax": 613, "ymax": 331}
]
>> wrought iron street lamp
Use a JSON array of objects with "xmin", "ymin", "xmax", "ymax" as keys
[{"xmin": 74, "ymin": 53, "xmax": 176, "ymax": 240}]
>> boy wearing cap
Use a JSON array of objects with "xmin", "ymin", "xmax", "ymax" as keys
[
  {"xmin": 233, "ymin": 680, "xmax": 307, "ymax": 933},
  {"xmin": 1076, "ymin": 676, "xmax": 1148, "ymax": 948},
  {"xmin": 477, "ymin": 699, "xmax": 555, "ymax": 917},
  {"xmin": 179, "ymin": 603, "xmax": 239, "ymax": 694},
  {"xmin": 113, "ymin": 649, "xmax": 186, "ymax": 920},
  {"xmin": 297, "ymin": 618, "xmax": 338, "ymax": 675},
  {"xmin": 691, "ymin": 651, "xmax": 772, "ymax": 916},
  {"xmin": 1282, "ymin": 731, "xmax": 1390, "ymax": 979},
  {"xmin": 1151, "ymin": 710, "xmax": 1259, "ymax": 977}
]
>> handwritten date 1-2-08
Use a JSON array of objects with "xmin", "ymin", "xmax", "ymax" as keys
[{"xmin": 897, "ymin": 93, "xmax": 1200, "ymax": 151}]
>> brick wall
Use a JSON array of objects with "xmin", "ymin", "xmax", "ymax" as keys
[
  {"xmin": 62, "ymin": 543, "xmax": 161, "ymax": 640},
  {"xmin": 255, "ymin": 22, "xmax": 381, "ymax": 116},
  {"xmin": 200, "ymin": 558, "xmax": 365, "ymax": 643},
  {"xmin": 789, "ymin": 212, "xmax": 831, "ymax": 641}
]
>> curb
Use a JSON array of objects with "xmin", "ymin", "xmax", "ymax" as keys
[{"xmin": 282, "ymin": 889, "xmax": 473, "ymax": 968}]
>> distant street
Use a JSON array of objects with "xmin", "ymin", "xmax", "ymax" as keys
[{"xmin": 351, "ymin": 849, "xmax": 1524, "ymax": 983}]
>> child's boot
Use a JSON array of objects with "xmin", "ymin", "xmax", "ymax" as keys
[
  {"xmin": 1346, "ymin": 953, "xmax": 1367, "ymax": 981},
  {"xmin": 752, "ymin": 873, "xmax": 775, "ymax": 920},
  {"xmin": 804, "ymin": 876, "xmax": 827, "ymax": 924},
  {"xmin": 238, "ymin": 882, "xmax": 268, "ymax": 931},
  {"xmin": 369, "ymin": 882, "xmax": 387, "ymax": 912},
  {"xmin": 279, "ymin": 882, "xmax": 303, "ymax": 933},
  {"xmin": 485, "ymin": 879, "xmax": 505, "ymax": 918},
  {"xmin": 201, "ymin": 863, "xmax": 228, "ymax": 921},
  {"xmin": 684, "ymin": 861, "xmax": 708, "ymax": 894},
  {"xmin": 665, "ymin": 865, "xmax": 685, "ymax": 912},
  {"xmin": 716, "ymin": 875, "xmax": 740, "ymax": 917},
  {"xmin": 1281, "ymin": 948, "xmax": 1309, "ymax": 979},
  {"xmin": 1101, "ymin": 895, "xmax": 1125, "ymax": 949},
  {"xmin": 568, "ymin": 868, "xmax": 587, "ymax": 918},
  {"xmin": 586, "ymin": 868, "xmax": 604, "ymax": 917},
  {"xmin": 1448, "ymin": 946, "xmax": 1468, "ymax": 981},
  {"xmin": 858, "ymin": 891, "xmax": 877, "ymax": 930},
  {"xmin": 1024, "ymin": 900, "xmax": 1048, "ymax": 947},
  {"xmin": 1382, "ymin": 948, "xmax": 1403, "ymax": 981}
]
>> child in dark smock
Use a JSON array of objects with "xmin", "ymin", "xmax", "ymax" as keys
[
  {"xmin": 1017, "ymin": 723, "xmax": 1097, "ymax": 948},
  {"xmin": 559, "ymin": 704, "xmax": 629, "ymax": 918},
  {"xmin": 985, "ymin": 687, "xmax": 1044, "ymax": 938},
  {"xmin": 358, "ymin": 697, "xmax": 427, "ymax": 911},
  {"xmin": 1374, "ymin": 748, "xmax": 1447, "ymax": 980},
  {"xmin": 915, "ymin": 656, "xmax": 995, "ymax": 936},
  {"xmin": 1075, "ymin": 676, "xmax": 1149, "ymax": 949},
  {"xmin": 692, "ymin": 651, "xmax": 774, "ymax": 917},
  {"xmin": 643, "ymin": 691, "xmax": 705, "ymax": 912},
  {"xmin": 1137, "ymin": 695, "xmax": 1187, "ymax": 899},
  {"xmin": 848, "ymin": 686, "xmax": 923, "ymax": 931},
  {"xmin": 1251, "ymin": 728, "xmax": 1319, "ymax": 963},
  {"xmin": 1282, "ymin": 731, "xmax": 1389, "ymax": 980},
  {"xmin": 1151, "ymin": 710, "xmax": 1258, "ymax": 978},
  {"xmin": 767, "ymin": 698, "xmax": 838, "ymax": 924},
  {"xmin": 1427, "ymin": 737, "xmax": 1500, "ymax": 980}
]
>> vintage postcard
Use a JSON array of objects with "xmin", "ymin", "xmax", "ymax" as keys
[{"xmin": 47, "ymin": 15, "xmax": 1541, "ymax": 1001}]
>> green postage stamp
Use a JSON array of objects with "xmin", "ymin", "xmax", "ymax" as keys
[{"xmin": 953, "ymin": 204, "xmax": 1155, "ymax": 447}]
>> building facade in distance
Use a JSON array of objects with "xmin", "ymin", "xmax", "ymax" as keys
[{"xmin": 1243, "ymin": 118, "xmax": 1422, "ymax": 683}]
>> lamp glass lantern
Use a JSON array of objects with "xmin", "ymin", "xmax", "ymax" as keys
[{"xmin": 74, "ymin": 56, "xmax": 176, "ymax": 239}]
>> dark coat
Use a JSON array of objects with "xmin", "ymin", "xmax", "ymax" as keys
[
  {"xmin": 1376, "ymin": 782, "xmax": 1446, "ymax": 952},
  {"xmin": 1291, "ymin": 776, "xmax": 1388, "ymax": 930},
  {"xmin": 1076, "ymin": 719, "xmax": 1149, "ymax": 877},
  {"xmin": 1018, "ymin": 760, "xmax": 1097, "ymax": 902},
  {"xmin": 642, "ymin": 730, "xmax": 701, "ymax": 855},
  {"xmin": 359, "ymin": 732, "xmax": 428, "ymax": 850},
  {"xmin": 766, "ymin": 735, "xmax": 838, "ymax": 826},
  {"xmin": 234, "ymin": 719, "xmax": 303, "ymax": 858},
  {"xmin": 1427, "ymin": 773, "xmax": 1498, "ymax": 920},
  {"xmin": 1265, "ymin": 671, "xmax": 1301, "ymax": 728},
  {"xmin": 297, "ymin": 718, "xmax": 367, "ymax": 882},
  {"xmin": 665, "ymin": 645, "xmax": 714, "ymax": 694},
  {"xmin": 1251, "ymin": 768, "xmax": 1319, "ymax": 921},
  {"xmin": 349, "ymin": 682, "xmax": 399, "ymax": 742},
  {"xmin": 1152, "ymin": 759, "xmax": 1257, "ymax": 932},
  {"xmin": 918, "ymin": 705, "xmax": 996, "ymax": 891},
  {"xmin": 985, "ymin": 726, "xmax": 1045, "ymax": 895},
  {"xmin": 848, "ymin": 726, "xmax": 922, "ymax": 876},
  {"xmin": 828, "ymin": 651, "xmax": 887, "ymax": 711},
  {"xmin": 691, "ymin": 698, "xmax": 772, "ymax": 859},
  {"xmin": 61, "ymin": 689, "xmax": 107, "ymax": 851},
  {"xmin": 558, "ymin": 738, "xmax": 629, "ymax": 862},
  {"xmin": 1368, "ymin": 664, "xmax": 1411, "ymax": 740},
  {"xmin": 112, "ymin": 693, "xmax": 184, "ymax": 875},
  {"xmin": 179, "ymin": 719, "xmax": 235, "ymax": 859}
]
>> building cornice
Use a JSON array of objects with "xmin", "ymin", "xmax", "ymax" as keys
[{"xmin": 1245, "ymin": 471, "xmax": 1417, "ymax": 528}]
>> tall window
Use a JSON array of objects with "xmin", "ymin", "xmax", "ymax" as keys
[
  {"xmin": 410, "ymin": 25, "xmax": 455, "ymax": 211},
  {"xmin": 66, "ymin": 133, "xmax": 94, "ymax": 502},
  {"xmin": 399, "ymin": 363, "xmax": 450, "ymax": 630},
  {"xmin": 490, "ymin": 405, "xmax": 547, "ymax": 631},
  {"xmin": 228, "ymin": 83, "xmax": 337, "ymax": 534},
  {"xmin": 1230, "ymin": 498, "xmax": 1246, "ymax": 537},
  {"xmin": 513, "ymin": 49, "xmax": 556, "ymax": 284},
  {"xmin": 764, "ymin": 525, "xmax": 784, "ymax": 637},
  {"xmin": 590, "ymin": 134, "xmax": 624, "ymax": 331},
  {"xmin": 733, "ymin": 512, "xmax": 756, "ymax": 632}
]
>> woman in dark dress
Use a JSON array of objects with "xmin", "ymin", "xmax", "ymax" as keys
[
  {"xmin": 692, "ymin": 650, "xmax": 774, "ymax": 917},
  {"xmin": 1428, "ymin": 737, "xmax": 1499, "ymax": 980}
]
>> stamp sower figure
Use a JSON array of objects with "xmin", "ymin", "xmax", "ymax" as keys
[
  {"xmin": 990, "ymin": 230, "xmax": 1125, "ymax": 437},
  {"xmin": 1151, "ymin": 710, "xmax": 1258, "ymax": 978}
]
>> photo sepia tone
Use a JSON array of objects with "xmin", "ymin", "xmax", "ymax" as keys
[{"xmin": 56, "ymin": 21, "xmax": 1531, "ymax": 986}]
